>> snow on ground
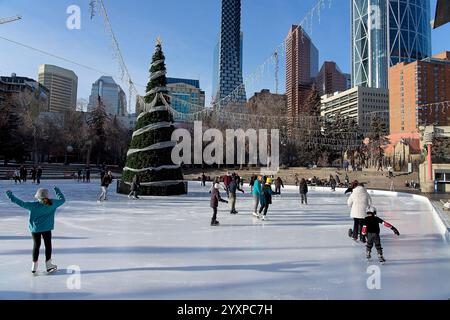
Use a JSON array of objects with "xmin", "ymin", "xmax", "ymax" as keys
[{"xmin": 0, "ymin": 180, "xmax": 449, "ymax": 300}]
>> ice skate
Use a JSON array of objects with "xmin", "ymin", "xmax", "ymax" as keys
[
  {"xmin": 252, "ymin": 212, "xmax": 260, "ymax": 218},
  {"xmin": 261, "ymin": 216, "xmax": 267, "ymax": 221},
  {"xmin": 210, "ymin": 220, "xmax": 220, "ymax": 226},
  {"xmin": 366, "ymin": 251, "xmax": 371, "ymax": 260},
  {"xmin": 31, "ymin": 261, "xmax": 38, "ymax": 274},
  {"xmin": 378, "ymin": 254, "xmax": 386, "ymax": 264},
  {"xmin": 45, "ymin": 259, "xmax": 57, "ymax": 273}
]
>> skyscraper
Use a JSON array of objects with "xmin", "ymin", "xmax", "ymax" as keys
[
  {"xmin": 315, "ymin": 61, "xmax": 349, "ymax": 96},
  {"xmin": 351, "ymin": 0, "xmax": 432, "ymax": 89},
  {"xmin": 38, "ymin": 64, "xmax": 78, "ymax": 113},
  {"xmin": 212, "ymin": 0, "xmax": 246, "ymax": 106},
  {"xmin": 285, "ymin": 25, "xmax": 319, "ymax": 125},
  {"xmin": 87, "ymin": 76, "xmax": 127, "ymax": 116}
]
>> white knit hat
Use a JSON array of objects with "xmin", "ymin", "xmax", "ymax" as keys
[
  {"xmin": 214, "ymin": 183, "xmax": 220, "ymax": 189},
  {"xmin": 34, "ymin": 188, "xmax": 49, "ymax": 200}
]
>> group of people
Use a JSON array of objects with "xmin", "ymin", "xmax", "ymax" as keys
[
  {"xmin": 76, "ymin": 168, "xmax": 92, "ymax": 183},
  {"xmin": 347, "ymin": 181, "xmax": 400, "ymax": 262},
  {"xmin": 13, "ymin": 165, "xmax": 43, "ymax": 185}
]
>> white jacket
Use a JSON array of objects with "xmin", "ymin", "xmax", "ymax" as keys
[{"xmin": 347, "ymin": 186, "xmax": 372, "ymax": 219}]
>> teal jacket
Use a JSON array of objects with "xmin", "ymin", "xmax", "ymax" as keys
[
  {"xmin": 6, "ymin": 187, "xmax": 66, "ymax": 233},
  {"xmin": 252, "ymin": 179, "xmax": 262, "ymax": 196}
]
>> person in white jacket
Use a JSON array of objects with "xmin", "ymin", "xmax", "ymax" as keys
[{"xmin": 347, "ymin": 184, "xmax": 372, "ymax": 242}]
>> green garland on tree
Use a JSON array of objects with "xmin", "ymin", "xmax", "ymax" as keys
[{"xmin": 117, "ymin": 38, "xmax": 186, "ymax": 196}]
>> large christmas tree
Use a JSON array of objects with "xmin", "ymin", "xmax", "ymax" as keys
[{"xmin": 117, "ymin": 38, "xmax": 187, "ymax": 196}]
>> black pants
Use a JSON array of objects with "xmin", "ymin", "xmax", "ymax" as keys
[
  {"xmin": 275, "ymin": 186, "xmax": 281, "ymax": 194},
  {"xmin": 352, "ymin": 218, "xmax": 365, "ymax": 240},
  {"xmin": 32, "ymin": 231, "xmax": 52, "ymax": 262},
  {"xmin": 211, "ymin": 207, "xmax": 218, "ymax": 223},
  {"xmin": 259, "ymin": 204, "xmax": 269, "ymax": 216},
  {"xmin": 36, "ymin": 175, "xmax": 41, "ymax": 184},
  {"xmin": 366, "ymin": 233, "xmax": 383, "ymax": 254}
]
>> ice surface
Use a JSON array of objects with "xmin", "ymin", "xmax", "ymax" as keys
[{"xmin": 0, "ymin": 180, "xmax": 449, "ymax": 300}]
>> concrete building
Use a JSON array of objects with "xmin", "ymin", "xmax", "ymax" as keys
[
  {"xmin": 285, "ymin": 25, "xmax": 319, "ymax": 132},
  {"xmin": 212, "ymin": 0, "xmax": 246, "ymax": 106},
  {"xmin": 321, "ymin": 86, "xmax": 389, "ymax": 134},
  {"xmin": 247, "ymin": 89, "xmax": 287, "ymax": 114},
  {"xmin": 351, "ymin": 0, "xmax": 432, "ymax": 89},
  {"xmin": 0, "ymin": 73, "xmax": 50, "ymax": 111},
  {"xmin": 167, "ymin": 78, "xmax": 205, "ymax": 117},
  {"xmin": 88, "ymin": 76, "xmax": 127, "ymax": 116},
  {"xmin": 315, "ymin": 61, "xmax": 349, "ymax": 96},
  {"xmin": 38, "ymin": 64, "xmax": 78, "ymax": 113},
  {"xmin": 389, "ymin": 52, "xmax": 450, "ymax": 134}
]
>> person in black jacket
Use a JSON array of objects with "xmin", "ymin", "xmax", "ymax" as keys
[
  {"xmin": 274, "ymin": 177, "xmax": 284, "ymax": 195},
  {"xmin": 210, "ymin": 183, "xmax": 228, "ymax": 226},
  {"xmin": 362, "ymin": 206, "xmax": 400, "ymax": 262},
  {"xmin": 228, "ymin": 176, "xmax": 244, "ymax": 214},
  {"xmin": 98, "ymin": 171, "xmax": 113, "ymax": 202},
  {"xmin": 36, "ymin": 166, "xmax": 43, "ymax": 185},
  {"xmin": 299, "ymin": 178, "xmax": 308, "ymax": 204}
]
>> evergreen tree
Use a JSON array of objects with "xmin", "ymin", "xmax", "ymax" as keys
[
  {"xmin": 368, "ymin": 115, "xmax": 389, "ymax": 167},
  {"xmin": 119, "ymin": 39, "xmax": 186, "ymax": 196}
]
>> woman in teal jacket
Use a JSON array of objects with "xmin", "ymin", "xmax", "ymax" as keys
[
  {"xmin": 5, "ymin": 186, "xmax": 65, "ymax": 273},
  {"xmin": 252, "ymin": 176, "xmax": 262, "ymax": 217}
]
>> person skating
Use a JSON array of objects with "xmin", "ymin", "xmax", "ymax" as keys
[
  {"xmin": 36, "ymin": 166, "xmax": 42, "ymax": 185},
  {"xmin": 31, "ymin": 166, "xmax": 37, "ymax": 184},
  {"xmin": 201, "ymin": 172, "xmax": 206, "ymax": 186},
  {"xmin": 5, "ymin": 186, "xmax": 66, "ymax": 273},
  {"xmin": 330, "ymin": 176, "xmax": 337, "ymax": 192},
  {"xmin": 274, "ymin": 177, "xmax": 284, "ymax": 196},
  {"xmin": 258, "ymin": 180, "xmax": 273, "ymax": 221},
  {"xmin": 128, "ymin": 174, "xmax": 141, "ymax": 199},
  {"xmin": 86, "ymin": 167, "xmax": 91, "ymax": 183},
  {"xmin": 299, "ymin": 178, "xmax": 308, "ymax": 204},
  {"xmin": 210, "ymin": 183, "xmax": 228, "ymax": 226},
  {"xmin": 223, "ymin": 172, "xmax": 232, "ymax": 196},
  {"xmin": 249, "ymin": 175, "xmax": 256, "ymax": 193},
  {"xmin": 252, "ymin": 176, "xmax": 262, "ymax": 218},
  {"xmin": 294, "ymin": 174, "xmax": 299, "ymax": 187},
  {"xmin": 362, "ymin": 206, "xmax": 400, "ymax": 263},
  {"xmin": 77, "ymin": 169, "xmax": 82, "ymax": 182},
  {"xmin": 98, "ymin": 171, "xmax": 113, "ymax": 202},
  {"xmin": 20, "ymin": 165, "xmax": 27, "ymax": 183},
  {"xmin": 13, "ymin": 168, "xmax": 21, "ymax": 184},
  {"xmin": 347, "ymin": 182, "xmax": 372, "ymax": 242},
  {"xmin": 228, "ymin": 176, "xmax": 244, "ymax": 214}
]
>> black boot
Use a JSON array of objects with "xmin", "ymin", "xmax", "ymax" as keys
[{"xmin": 211, "ymin": 220, "xmax": 220, "ymax": 226}]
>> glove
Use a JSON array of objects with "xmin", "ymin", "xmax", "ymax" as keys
[
  {"xmin": 391, "ymin": 226, "xmax": 400, "ymax": 236},
  {"xmin": 361, "ymin": 225, "xmax": 367, "ymax": 236}
]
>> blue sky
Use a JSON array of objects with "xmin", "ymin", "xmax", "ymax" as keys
[{"xmin": 0, "ymin": 0, "xmax": 448, "ymax": 112}]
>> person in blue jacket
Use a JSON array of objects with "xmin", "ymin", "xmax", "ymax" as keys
[
  {"xmin": 5, "ymin": 186, "xmax": 66, "ymax": 274},
  {"xmin": 252, "ymin": 176, "xmax": 262, "ymax": 218}
]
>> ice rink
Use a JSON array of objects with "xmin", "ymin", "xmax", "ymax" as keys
[{"xmin": 0, "ymin": 180, "xmax": 449, "ymax": 300}]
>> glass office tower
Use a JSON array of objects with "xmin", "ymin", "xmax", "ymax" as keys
[{"xmin": 351, "ymin": 0, "xmax": 431, "ymax": 89}]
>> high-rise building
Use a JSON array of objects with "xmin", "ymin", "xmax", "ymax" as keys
[
  {"xmin": 285, "ymin": 25, "xmax": 319, "ymax": 129},
  {"xmin": 212, "ymin": 0, "xmax": 246, "ymax": 106},
  {"xmin": 88, "ymin": 76, "xmax": 127, "ymax": 116},
  {"xmin": 38, "ymin": 64, "xmax": 78, "ymax": 113},
  {"xmin": 315, "ymin": 61, "xmax": 349, "ymax": 96},
  {"xmin": 351, "ymin": 0, "xmax": 432, "ymax": 89},
  {"xmin": 389, "ymin": 52, "xmax": 450, "ymax": 134},
  {"xmin": 167, "ymin": 77, "xmax": 205, "ymax": 119},
  {"xmin": 321, "ymin": 86, "xmax": 390, "ymax": 134}
]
